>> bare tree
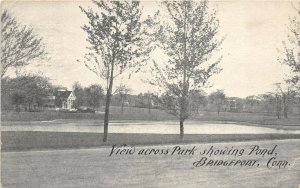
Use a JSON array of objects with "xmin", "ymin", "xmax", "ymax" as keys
[
  {"xmin": 79, "ymin": 1, "xmax": 153, "ymax": 142},
  {"xmin": 1, "ymin": 10, "xmax": 46, "ymax": 78},
  {"xmin": 150, "ymin": 1, "xmax": 223, "ymax": 139}
]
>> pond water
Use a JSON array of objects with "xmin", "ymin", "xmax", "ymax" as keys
[{"xmin": 2, "ymin": 120, "xmax": 300, "ymax": 134}]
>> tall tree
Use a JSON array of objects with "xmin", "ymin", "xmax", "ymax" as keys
[
  {"xmin": 11, "ymin": 92, "xmax": 25, "ymax": 112},
  {"xmin": 278, "ymin": 2, "xmax": 300, "ymax": 91},
  {"xmin": 189, "ymin": 89, "xmax": 207, "ymax": 114},
  {"xmin": 1, "ymin": 10, "xmax": 46, "ymax": 78},
  {"xmin": 85, "ymin": 84, "xmax": 104, "ymax": 110},
  {"xmin": 275, "ymin": 83, "xmax": 292, "ymax": 119},
  {"xmin": 259, "ymin": 93, "xmax": 278, "ymax": 116},
  {"xmin": 23, "ymin": 75, "xmax": 52, "ymax": 110},
  {"xmin": 79, "ymin": 1, "xmax": 153, "ymax": 142},
  {"xmin": 115, "ymin": 84, "xmax": 131, "ymax": 113},
  {"xmin": 150, "ymin": 1, "xmax": 223, "ymax": 139},
  {"xmin": 72, "ymin": 82, "xmax": 85, "ymax": 108},
  {"xmin": 208, "ymin": 90, "xmax": 226, "ymax": 115},
  {"xmin": 1, "ymin": 74, "xmax": 53, "ymax": 111}
]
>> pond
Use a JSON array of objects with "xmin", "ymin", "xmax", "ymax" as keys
[{"xmin": 2, "ymin": 120, "xmax": 300, "ymax": 134}]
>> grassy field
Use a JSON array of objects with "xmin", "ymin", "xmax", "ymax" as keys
[
  {"xmin": 2, "ymin": 107, "xmax": 300, "ymax": 127},
  {"xmin": 192, "ymin": 111, "xmax": 300, "ymax": 126},
  {"xmin": 1, "ymin": 110, "xmax": 104, "ymax": 121},
  {"xmin": 2, "ymin": 140, "xmax": 300, "ymax": 187},
  {"xmin": 2, "ymin": 131, "xmax": 300, "ymax": 152},
  {"xmin": 1, "ymin": 106, "xmax": 176, "ymax": 121}
]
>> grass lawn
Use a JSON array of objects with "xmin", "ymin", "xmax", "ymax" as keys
[
  {"xmin": 1, "ymin": 106, "xmax": 176, "ymax": 121},
  {"xmin": 2, "ymin": 107, "xmax": 299, "ymax": 126},
  {"xmin": 2, "ymin": 140, "xmax": 300, "ymax": 188},
  {"xmin": 2, "ymin": 131, "xmax": 300, "ymax": 152},
  {"xmin": 192, "ymin": 111, "xmax": 300, "ymax": 126}
]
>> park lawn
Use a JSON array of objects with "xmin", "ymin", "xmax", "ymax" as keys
[
  {"xmin": 2, "ymin": 107, "xmax": 299, "ymax": 128},
  {"xmin": 1, "ymin": 106, "xmax": 177, "ymax": 121},
  {"xmin": 2, "ymin": 139, "xmax": 300, "ymax": 188},
  {"xmin": 2, "ymin": 131, "xmax": 300, "ymax": 152},
  {"xmin": 192, "ymin": 111, "xmax": 300, "ymax": 126}
]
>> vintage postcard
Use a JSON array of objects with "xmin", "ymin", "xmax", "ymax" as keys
[{"xmin": 1, "ymin": 0, "xmax": 300, "ymax": 187}]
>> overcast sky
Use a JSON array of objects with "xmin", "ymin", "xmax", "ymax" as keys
[{"xmin": 2, "ymin": 0, "xmax": 297, "ymax": 97}]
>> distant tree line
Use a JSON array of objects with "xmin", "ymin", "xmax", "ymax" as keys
[
  {"xmin": 159, "ymin": 89, "xmax": 300, "ymax": 118},
  {"xmin": 3, "ymin": 74, "xmax": 299, "ymax": 119},
  {"xmin": 1, "ymin": 75, "xmax": 106, "ymax": 112},
  {"xmin": 1, "ymin": 74, "xmax": 63, "ymax": 111},
  {"xmin": 72, "ymin": 82, "xmax": 104, "ymax": 110}
]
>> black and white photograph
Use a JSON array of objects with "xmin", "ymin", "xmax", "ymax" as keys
[{"xmin": 1, "ymin": 0, "xmax": 300, "ymax": 187}]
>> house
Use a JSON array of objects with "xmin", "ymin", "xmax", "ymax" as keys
[
  {"xmin": 54, "ymin": 90, "xmax": 76, "ymax": 111},
  {"xmin": 42, "ymin": 90, "xmax": 76, "ymax": 111}
]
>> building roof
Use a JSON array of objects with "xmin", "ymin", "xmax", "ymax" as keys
[{"xmin": 55, "ymin": 90, "xmax": 72, "ymax": 101}]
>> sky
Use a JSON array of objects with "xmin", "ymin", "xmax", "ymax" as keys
[{"xmin": 2, "ymin": 0, "xmax": 297, "ymax": 97}]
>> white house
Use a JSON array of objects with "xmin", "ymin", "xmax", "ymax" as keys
[{"xmin": 54, "ymin": 90, "xmax": 76, "ymax": 111}]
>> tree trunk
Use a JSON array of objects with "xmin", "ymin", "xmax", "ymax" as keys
[
  {"xmin": 121, "ymin": 100, "xmax": 124, "ymax": 114},
  {"xmin": 283, "ymin": 103, "xmax": 288, "ymax": 119},
  {"xmin": 103, "ymin": 83, "xmax": 113, "ymax": 142},
  {"xmin": 148, "ymin": 98, "xmax": 151, "ymax": 113},
  {"xmin": 179, "ymin": 96, "xmax": 187, "ymax": 140},
  {"xmin": 276, "ymin": 95, "xmax": 281, "ymax": 119},
  {"xmin": 283, "ymin": 94, "xmax": 288, "ymax": 119},
  {"xmin": 103, "ymin": 63, "xmax": 114, "ymax": 142},
  {"xmin": 180, "ymin": 119, "xmax": 184, "ymax": 140},
  {"xmin": 180, "ymin": 3, "xmax": 187, "ymax": 141}
]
